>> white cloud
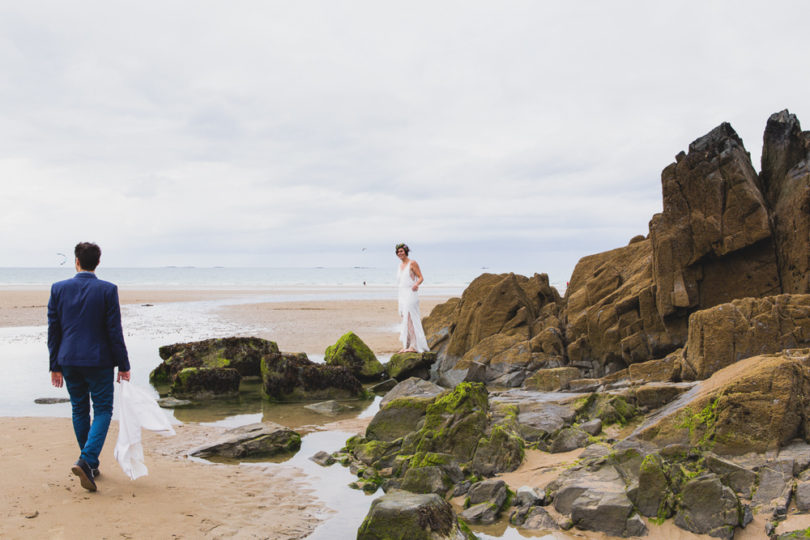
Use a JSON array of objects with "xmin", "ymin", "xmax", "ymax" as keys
[{"xmin": 1, "ymin": 1, "xmax": 809, "ymax": 284}]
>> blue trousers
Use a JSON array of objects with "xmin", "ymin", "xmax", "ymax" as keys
[{"xmin": 62, "ymin": 366, "xmax": 114, "ymax": 469}]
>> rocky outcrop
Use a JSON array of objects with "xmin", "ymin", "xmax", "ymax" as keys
[
  {"xmin": 683, "ymin": 294, "xmax": 810, "ymax": 379},
  {"xmin": 324, "ymin": 331, "xmax": 384, "ymax": 382},
  {"xmin": 357, "ymin": 490, "xmax": 473, "ymax": 540},
  {"xmin": 151, "ymin": 336, "xmax": 279, "ymax": 384},
  {"xmin": 260, "ymin": 352, "xmax": 365, "ymax": 402},
  {"xmin": 650, "ymin": 122, "xmax": 779, "ymax": 322},
  {"xmin": 189, "ymin": 422, "xmax": 301, "ymax": 459},
  {"xmin": 423, "ymin": 273, "xmax": 563, "ymax": 385},
  {"xmin": 760, "ymin": 110, "xmax": 810, "ymax": 295},
  {"xmin": 563, "ymin": 239, "xmax": 673, "ymax": 377}
]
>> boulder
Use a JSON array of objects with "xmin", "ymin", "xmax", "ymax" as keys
[
  {"xmin": 310, "ymin": 451, "xmax": 335, "ymax": 467},
  {"xmin": 426, "ymin": 273, "xmax": 562, "ymax": 382},
  {"xmin": 549, "ymin": 427, "xmax": 589, "ymax": 453},
  {"xmin": 467, "ymin": 479, "xmax": 508, "ymax": 509},
  {"xmin": 523, "ymin": 367, "xmax": 580, "ymax": 391},
  {"xmin": 570, "ymin": 490, "xmax": 644, "ymax": 537},
  {"xmin": 459, "ymin": 502, "xmax": 499, "ymax": 525},
  {"xmin": 471, "ymin": 425, "xmax": 524, "ymax": 475},
  {"xmin": 370, "ymin": 378, "xmax": 398, "ymax": 393},
  {"xmin": 366, "ymin": 395, "xmax": 434, "ymax": 442},
  {"xmin": 170, "ymin": 367, "xmax": 240, "ymax": 399},
  {"xmin": 515, "ymin": 402, "xmax": 577, "ymax": 443},
  {"xmin": 260, "ymin": 352, "xmax": 365, "ymax": 402},
  {"xmin": 189, "ymin": 422, "xmax": 301, "ymax": 459},
  {"xmin": 650, "ymin": 122, "xmax": 780, "ymax": 322},
  {"xmin": 380, "ymin": 377, "xmax": 444, "ymax": 408},
  {"xmin": 152, "ymin": 336, "xmax": 278, "ymax": 383},
  {"xmin": 385, "ymin": 352, "xmax": 437, "ymax": 381},
  {"xmin": 324, "ymin": 331, "xmax": 384, "ymax": 382},
  {"xmin": 795, "ymin": 479, "xmax": 810, "ymax": 511},
  {"xmin": 752, "ymin": 460, "xmax": 794, "ymax": 517},
  {"xmin": 673, "ymin": 474, "xmax": 742, "ymax": 539},
  {"xmin": 357, "ymin": 490, "xmax": 471, "ymax": 540},
  {"xmin": 760, "ymin": 109, "xmax": 810, "ymax": 295},
  {"xmin": 683, "ymin": 294, "xmax": 810, "ymax": 379},
  {"xmin": 635, "ymin": 350, "xmax": 810, "ymax": 455},
  {"xmin": 519, "ymin": 507, "xmax": 562, "ymax": 530},
  {"xmin": 703, "ymin": 453, "xmax": 757, "ymax": 497}
]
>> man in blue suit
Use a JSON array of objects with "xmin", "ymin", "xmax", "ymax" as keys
[{"xmin": 48, "ymin": 242, "xmax": 130, "ymax": 492}]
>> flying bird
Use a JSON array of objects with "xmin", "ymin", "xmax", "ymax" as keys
[{"xmin": 56, "ymin": 253, "xmax": 67, "ymax": 266}]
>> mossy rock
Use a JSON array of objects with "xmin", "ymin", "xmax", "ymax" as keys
[
  {"xmin": 575, "ymin": 393, "xmax": 638, "ymax": 426},
  {"xmin": 151, "ymin": 336, "xmax": 279, "ymax": 383},
  {"xmin": 324, "ymin": 331, "xmax": 385, "ymax": 381},
  {"xmin": 385, "ymin": 352, "xmax": 437, "ymax": 381},
  {"xmin": 400, "ymin": 382, "xmax": 490, "ymax": 463},
  {"xmin": 261, "ymin": 352, "xmax": 366, "ymax": 401},
  {"xmin": 472, "ymin": 424, "xmax": 525, "ymax": 476},
  {"xmin": 357, "ymin": 491, "xmax": 473, "ymax": 540},
  {"xmin": 348, "ymin": 437, "xmax": 403, "ymax": 469},
  {"xmin": 170, "ymin": 367, "xmax": 241, "ymax": 399},
  {"xmin": 366, "ymin": 395, "xmax": 434, "ymax": 442}
]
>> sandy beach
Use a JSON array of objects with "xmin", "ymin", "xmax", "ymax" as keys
[{"xmin": 0, "ymin": 288, "xmax": 449, "ymax": 540}]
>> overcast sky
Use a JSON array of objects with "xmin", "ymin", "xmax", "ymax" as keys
[{"xmin": 1, "ymin": 1, "xmax": 808, "ymax": 285}]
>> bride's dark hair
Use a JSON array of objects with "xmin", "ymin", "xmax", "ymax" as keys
[{"xmin": 395, "ymin": 243, "xmax": 409, "ymax": 255}]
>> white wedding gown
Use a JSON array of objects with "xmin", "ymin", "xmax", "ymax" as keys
[{"xmin": 397, "ymin": 261, "xmax": 429, "ymax": 353}]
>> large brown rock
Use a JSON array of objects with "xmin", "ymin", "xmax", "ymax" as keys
[
  {"xmin": 760, "ymin": 109, "xmax": 810, "ymax": 295},
  {"xmin": 683, "ymin": 294, "xmax": 810, "ymax": 380},
  {"xmin": 424, "ymin": 273, "xmax": 562, "ymax": 383},
  {"xmin": 563, "ymin": 239, "xmax": 673, "ymax": 377},
  {"xmin": 635, "ymin": 350, "xmax": 810, "ymax": 455},
  {"xmin": 649, "ymin": 122, "xmax": 780, "ymax": 324}
]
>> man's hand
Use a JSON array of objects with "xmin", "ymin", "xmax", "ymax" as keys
[
  {"xmin": 117, "ymin": 370, "xmax": 131, "ymax": 383},
  {"xmin": 51, "ymin": 371, "xmax": 63, "ymax": 388}
]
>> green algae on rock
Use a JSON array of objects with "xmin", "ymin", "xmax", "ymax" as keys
[{"xmin": 324, "ymin": 331, "xmax": 385, "ymax": 381}]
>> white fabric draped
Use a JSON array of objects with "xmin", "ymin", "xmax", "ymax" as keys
[{"xmin": 114, "ymin": 381, "xmax": 177, "ymax": 480}]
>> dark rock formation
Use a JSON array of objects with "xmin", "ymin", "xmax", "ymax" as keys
[
  {"xmin": 152, "ymin": 337, "xmax": 278, "ymax": 383},
  {"xmin": 760, "ymin": 110, "xmax": 810, "ymax": 295},
  {"xmin": 170, "ymin": 367, "xmax": 241, "ymax": 399},
  {"xmin": 189, "ymin": 422, "xmax": 301, "ymax": 459},
  {"xmin": 260, "ymin": 352, "xmax": 365, "ymax": 401}
]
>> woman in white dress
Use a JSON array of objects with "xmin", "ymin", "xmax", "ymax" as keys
[{"xmin": 396, "ymin": 243, "xmax": 429, "ymax": 353}]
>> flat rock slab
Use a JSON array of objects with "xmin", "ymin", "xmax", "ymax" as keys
[
  {"xmin": 303, "ymin": 400, "xmax": 354, "ymax": 416},
  {"xmin": 157, "ymin": 397, "xmax": 192, "ymax": 408},
  {"xmin": 190, "ymin": 422, "xmax": 301, "ymax": 459}
]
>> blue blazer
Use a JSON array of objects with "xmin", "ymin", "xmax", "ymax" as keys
[{"xmin": 47, "ymin": 272, "xmax": 130, "ymax": 373}]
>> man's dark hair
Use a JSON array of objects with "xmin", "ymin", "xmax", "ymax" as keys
[{"xmin": 74, "ymin": 242, "xmax": 101, "ymax": 271}]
